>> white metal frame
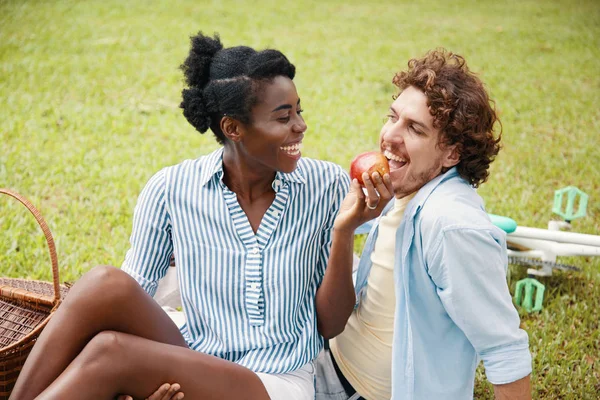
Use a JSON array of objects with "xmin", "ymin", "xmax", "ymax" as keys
[{"xmin": 506, "ymin": 220, "xmax": 600, "ymax": 277}]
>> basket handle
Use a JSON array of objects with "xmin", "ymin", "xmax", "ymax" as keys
[{"xmin": 0, "ymin": 188, "xmax": 61, "ymax": 305}]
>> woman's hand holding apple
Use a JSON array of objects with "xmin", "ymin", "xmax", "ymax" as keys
[{"xmin": 334, "ymin": 152, "xmax": 394, "ymax": 233}]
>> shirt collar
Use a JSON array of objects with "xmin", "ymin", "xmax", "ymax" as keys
[
  {"xmin": 412, "ymin": 167, "xmax": 460, "ymax": 206},
  {"xmin": 198, "ymin": 147, "xmax": 307, "ymax": 188},
  {"xmin": 387, "ymin": 167, "xmax": 462, "ymax": 219}
]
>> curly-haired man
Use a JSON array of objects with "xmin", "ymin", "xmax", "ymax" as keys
[{"xmin": 316, "ymin": 49, "xmax": 532, "ymax": 400}]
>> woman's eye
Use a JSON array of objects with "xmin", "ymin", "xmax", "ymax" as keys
[
  {"xmin": 277, "ymin": 116, "xmax": 291, "ymax": 122},
  {"xmin": 297, "ymin": 109, "xmax": 304, "ymax": 115}
]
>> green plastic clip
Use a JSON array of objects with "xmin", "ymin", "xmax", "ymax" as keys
[
  {"xmin": 553, "ymin": 186, "xmax": 588, "ymax": 221},
  {"xmin": 514, "ymin": 278, "xmax": 545, "ymax": 313}
]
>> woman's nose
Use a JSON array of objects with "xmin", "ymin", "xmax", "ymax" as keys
[{"xmin": 293, "ymin": 118, "xmax": 307, "ymax": 134}]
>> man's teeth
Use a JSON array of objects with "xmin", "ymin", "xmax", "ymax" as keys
[
  {"xmin": 383, "ymin": 150, "xmax": 406, "ymax": 163},
  {"xmin": 281, "ymin": 142, "xmax": 302, "ymax": 155}
]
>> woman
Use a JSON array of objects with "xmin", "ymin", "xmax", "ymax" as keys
[{"xmin": 9, "ymin": 32, "xmax": 392, "ymax": 400}]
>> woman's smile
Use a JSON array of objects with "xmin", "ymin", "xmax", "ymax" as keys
[{"xmin": 280, "ymin": 141, "xmax": 303, "ymax": 159}]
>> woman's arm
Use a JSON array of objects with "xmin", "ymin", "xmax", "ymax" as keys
[
  {"xmin": 315, "ymin": 173, "xmax": 393, "ymax": 338},
  {"xmin": 121, "ymin": 169, "xmax": 174, "ymax": 295}
]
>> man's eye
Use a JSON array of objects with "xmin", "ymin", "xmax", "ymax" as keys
[
  {"xmin": 409, "ymin": 124, "xmax": 423, "ymax": 135},
  {"xmin": 386, "ymin": 114, "xmax": 397, "ymax": 122}
]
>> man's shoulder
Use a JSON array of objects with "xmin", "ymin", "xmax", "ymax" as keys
[{"xmin": 417, "ymin": 178, "xmax": 491, "ymax": 233}]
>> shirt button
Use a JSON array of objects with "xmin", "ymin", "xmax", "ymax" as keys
[
  {"xmin": 272, "ymin": 210, "xmax": 280, "ymax": 218},
  {"xmin": 274, "ymin": 179, "xmax": 281, "ymax": 186},
  {"xmin": 251, "ymin": 247, "xmax": 259, "ymax": 254}
]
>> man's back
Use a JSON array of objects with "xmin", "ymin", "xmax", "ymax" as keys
[{"xmin": 394, "ymin": 170, "xmax": 531, "ymax": 399}]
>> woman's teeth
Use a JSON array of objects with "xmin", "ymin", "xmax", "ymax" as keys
[
  {"xmin": 281, "ymin": 142, "xmax": 302, "ymax": 155},
  {"xmin": 383, "ymin": 150, "xmax": 406, "ymax": 163}
]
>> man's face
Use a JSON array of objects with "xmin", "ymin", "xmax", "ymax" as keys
[{"xmin": 379, "ymin": 86, "xmax": 459, "ymax": 198}]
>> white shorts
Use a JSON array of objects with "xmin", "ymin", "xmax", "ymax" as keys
[
  {"xmin": 255, "ymin": 362, "xmax": 315, "ymax": 400},
  {"xmin": 164, "ymin": 309, "xmax": 314, "ymax": 399}
]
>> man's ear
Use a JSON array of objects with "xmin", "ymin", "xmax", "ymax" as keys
[
  {"xmin": 220, "ymin": 116, "xmax": 243, "ymax": 143},
  {"xmin": 443, "ymin": 145, "xmax": 460, "ymax": 168}
]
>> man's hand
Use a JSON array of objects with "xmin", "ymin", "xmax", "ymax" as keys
[
  {"xmin": 116, "ymin": 383, "xmax": 184, "ymax": 400},
  {"xmin": 493, "ymin": 375, "xmax": 531, "ymax": 400}
]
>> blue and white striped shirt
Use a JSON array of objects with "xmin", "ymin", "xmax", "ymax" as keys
[{"xmin": 122, "ymin": 148, "xmax": 350, "ymax": 374}]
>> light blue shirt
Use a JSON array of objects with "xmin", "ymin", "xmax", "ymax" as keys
[
  {"xmin": 354, "ymin": 168, "xmax": 532, "ymax": 399},
  {"xmin": 122, "ymin": 148, "xmax": 350, "ymax": 374}
]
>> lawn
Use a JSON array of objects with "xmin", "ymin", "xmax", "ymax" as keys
[{"xmin": 1, "ymin": 0, "xmax": 599, "ymax": 397}]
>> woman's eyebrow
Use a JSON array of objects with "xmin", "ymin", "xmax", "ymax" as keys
[
  {"xmin": 272, "ymin": 104, "xmax": 292, "ymax": 112},
  {"xmin": 271, "ymin": 99, "xmax": 301, "ymax": 112}
]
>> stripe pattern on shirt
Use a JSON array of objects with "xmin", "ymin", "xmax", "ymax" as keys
[{"xmin": 122, "ymin": 148, "xmax": 350, "ymax": 374}]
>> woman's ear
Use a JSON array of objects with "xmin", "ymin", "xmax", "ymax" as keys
[{"xmin": 220, "ymin": 116, "xmax": 243, "ymax": 143}]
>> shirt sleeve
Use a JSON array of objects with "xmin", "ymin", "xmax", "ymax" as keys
[
  {"xmin": 317, "ymin": 168, "xmax": 351, "ymax": 276},
  {"xmin": 427, "ymin": 227, "xmax": 532, "ymax": 384},
  {"xmin": 121, "ymin": 169, "xmax": 173, "ymax": 297}
]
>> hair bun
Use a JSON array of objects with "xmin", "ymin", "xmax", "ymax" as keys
[
  {"xmin": 181, "ymin": 32, "xmax": 224, "ymax": 88},
  {"xmin": 180, "ymin": 87, "xmax": 211, "ymax": 133}
]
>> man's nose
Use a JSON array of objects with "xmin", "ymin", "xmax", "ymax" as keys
[{"xmin": 382, "ymin": 123, "xmax": 404, "ymax": 143}]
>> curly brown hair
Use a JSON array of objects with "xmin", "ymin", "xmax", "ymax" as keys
[{"xmin": 392, "ymin": 49, "xmax": 501, "ymax": 187}]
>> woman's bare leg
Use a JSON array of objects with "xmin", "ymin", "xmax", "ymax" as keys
[
  {"xmin": 37, "ymin": 331, "xmax": 270, "ymax": 400},
  {"xmin": 9, "ymin": 266, "xmax": 187, "ymax": 400}
]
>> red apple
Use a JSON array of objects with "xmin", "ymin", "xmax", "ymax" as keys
[{"xmin": 349, "ymin": 151, "xmax": 390, "ymax": 186}]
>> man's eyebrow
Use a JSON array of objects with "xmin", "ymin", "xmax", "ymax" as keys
[
  {"xmin": 410, "ymin": 118, "xmax": 429, "ymax": 131},
  {"xmin": 390, "ymin": 106, "xmax": 430, "ymax": 130}
]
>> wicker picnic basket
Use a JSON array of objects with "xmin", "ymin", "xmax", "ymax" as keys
[{"xmin": 0, "ymin": 189, "xmax": 70, "ymax": 399}]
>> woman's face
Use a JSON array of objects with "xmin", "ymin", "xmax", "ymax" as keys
[{"xmin": 238, "ymin": 76, "xmax": 306, "ymax": 174}]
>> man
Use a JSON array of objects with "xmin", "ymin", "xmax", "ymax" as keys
[{"xmin": 316, "ymin": 49, "xmax": 532, "ymax": 400}]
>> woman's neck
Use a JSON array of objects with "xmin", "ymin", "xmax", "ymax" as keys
[{"xmin": 222, "ymin": 147, "xmax": 276, "ymax": 202}]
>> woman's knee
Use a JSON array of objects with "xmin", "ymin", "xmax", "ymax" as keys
[
  {"xmin": 75, "ymin": 331, "xmax": 127, "ymax": 377},
  {"xmin": 67, "ymin": 265, "xmax": 138, "ymax": 306},
  {"xmin": 87, "ymin": 330, "xmax": 124, "ymax": 357}
]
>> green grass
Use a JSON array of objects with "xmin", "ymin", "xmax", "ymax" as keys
[{"xmin": 1, "ymin": 0, "xmax": 599, "ymax": 397}]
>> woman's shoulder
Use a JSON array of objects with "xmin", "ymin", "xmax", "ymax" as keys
[{"xmin": 160, "ymin": 148, "xmax": 223, "ymax": 180}]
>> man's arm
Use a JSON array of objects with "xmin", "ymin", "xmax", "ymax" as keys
[
  {"xmin": 494, "ymin": 374, "xmax": 531, "ymax": 400},
  {"xmin": 427, "ymin": 226, "xmax": 533, "ymax": 388}
]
